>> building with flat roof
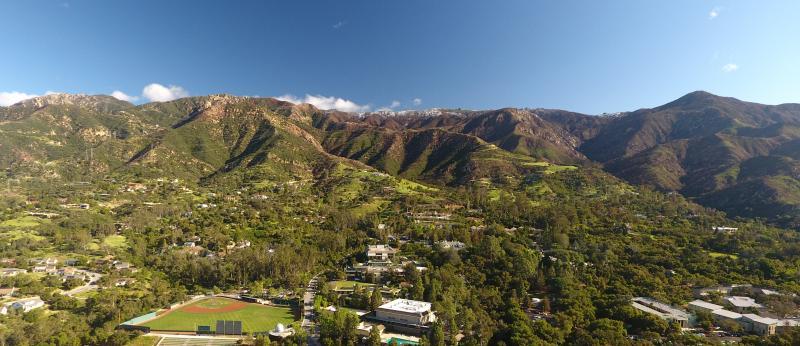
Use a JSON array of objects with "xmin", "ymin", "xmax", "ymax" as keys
[
  {"xmin": 0, "ymin": 268, "xmax": 27, "ymax": 277},
  {"xmin": 631, "ymin": 297, "xmax": 689, "ymax": 327},
  {"xmin": 776, "ymin": 319, "xmax": 800, "ymax": 334},
  {"xmin": 711, "ymin": 308, "xmax": 743, "ymax": 322},
  {"xmin": 1, "ymin": 297, "xmax": 45, "ymax": 315},
  {"xmin": 437, "ymin": 241, "xmax": 466, "ymax": 251},
  {"xmin": 688, "ymin": 300, "xmax": 724, "ymax": 313},
  {"xmin": 741, "ymin": 314, "xmax": 778, "ymax": 335},
  {"xmin": 725, "ymin": 296, "xmax": 763, "ymax": 312},
  {"xmin": 366, "ymin": 299, "xmax": 436, "ymax": 336},
  {"xmin": 367, "ymin": 245, "xmax": 398, "ymax": 261},
  {"xmin": 376, "ymin": 299, "xmax": 436, "ymax": 326}
]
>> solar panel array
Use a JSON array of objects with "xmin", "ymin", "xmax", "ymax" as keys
[{"xmin": 215, "ymin": 320, "xmax": 242, "ymax": 335}]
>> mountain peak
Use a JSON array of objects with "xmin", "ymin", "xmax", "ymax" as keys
[
  {"xmin": 11, "ymin": 93, "xmax": 130, "ymax": 109},
  {"xmin": 669, "ymin": 90, "xmax": 720, "ymax": 105},
  {"xmin": 659, "ymin": 90, "xmax": 744, "ymax": 110}
]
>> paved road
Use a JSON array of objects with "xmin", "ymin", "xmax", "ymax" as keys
[
  {"xmin": 303, "ymin": 274, "xmax": 321, "ymax": 346},
  {"xmin": 62, "ymin": 270, "xmax": 103, "ymax": 297},
  {"xmin": 64, "ymin": 283, "xmax": 99, "ymax": 297}
]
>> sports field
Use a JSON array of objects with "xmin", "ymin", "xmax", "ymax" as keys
[{"xmin": 139, "ymin": 297, "xmax": 294, "ymax": 333}]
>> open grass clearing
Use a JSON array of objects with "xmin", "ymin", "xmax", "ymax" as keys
[{"xmin": 139, "ymin": 297, "xmax": 294, "ymax": 333}]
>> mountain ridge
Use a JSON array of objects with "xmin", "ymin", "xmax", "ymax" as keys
[{"xmin": 3, "ymin": 91, "xmax": 800, "ymax": 227}]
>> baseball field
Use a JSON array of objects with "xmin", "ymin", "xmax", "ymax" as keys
[{"xmin": 139, "ymin": 297, "xmax": 295, "ymax": 333}]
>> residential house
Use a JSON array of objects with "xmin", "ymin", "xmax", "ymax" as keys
[
  {"xmin": 0, "ymin": 287, "xmax": 15, "ymax": 298},
  {"xmin": 32, "ymin": 265, "xmax": 48, "ymax": 273},
  {"xmin": 437, "ymin": 240, "xmax": 466, "ymax": 251},
  {"xmin": 367, "ymin": 245, "xmax": 398, "ymax": 261},
  {"xmin": 0, "ymin": 268, "xmax": 27, "ymax": 277},
  {"xmin": 112, "ymin": 261, "xmax": 133, "ymax": 271},
  {"xmin": 693, "ymin": 284, "xmax": 752, "ymax": 298},
  {"xmin": 1, "ymin": 297, "xmax": 45, "ymax": 315},
  {"xmin": 125, "ymin": 183, "xmax": 147, "ymax": 192},
  {"xmin": 114, "ymin": 278, "xmax": 135, "ymax": 287},
  {"xmin": 713, "ymin": 226, "xmax": 739, "ymax": 234},
  {"xmin": 355, "ymin": 322, "xmax": 385, "ymax": 338}
]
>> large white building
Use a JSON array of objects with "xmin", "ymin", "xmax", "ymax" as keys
[
  {"xmin": 367, "ymin": 245, "xmax": 398, "ymax": 261},
  {"xmin": 741, "ymin": 314, "xmax": 779, "ymax": 335},
  {"xmin": 631, "ymin": 297, "xmax": 689, "ymax": 327},
  {"xmin": 375, "ymin": 299, "xmax": 436, "ymax": 327},
  {"xmin": 688, "ymin": 299, "xmax": 782, "ymax": 336},
  {"xmin": 725, "ymin": 296, "xmax": 763, "ymax": 312},
  {"xmin": 688, "ymin": 300, "xmax": 724, "ymax": 313},
  {"xmin": 0, "ymin": 297, "xmax": 45, "ymax": 315}
]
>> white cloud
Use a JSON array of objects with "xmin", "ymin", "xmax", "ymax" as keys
[
  {"xmin": 275, "ymin": 94, "xmax": 370, "ymax": 112},
  {"xmin": 333, "ymin": 21, "xmax": 346, "ymax": 29},
  {"xmin": 376, "ymin": 100, "xmax": 402, "ymax": 112},
  {"xmin": 0, "ymin": 91, "xmax": 39, "ymax": 106},
  {"xmin": 142, "ymin": 83, "xmax": 189, "ymax": 102},
  {"xmin": 110, "ymin": 90, "xmax": 139, "ymax": 102},
  {"xmin": 709, "ymin": 7, "xmax": 721, "ymax": 19},
  {"xmin": 412, "ymin": 98, "xmax": 422, "ymax": 106},
  {"xmin": 722, "ymin": 63, "xmax": 739, "ymax": 72}
]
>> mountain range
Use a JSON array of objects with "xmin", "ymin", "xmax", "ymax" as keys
[{"xmin": 2, "ymin": 91, "xmax": 799, "ymax": 227}]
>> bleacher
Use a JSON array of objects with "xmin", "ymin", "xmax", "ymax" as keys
[{"xmin": 157, "ymin": 336, "xmax": 238, "ymax": 346}]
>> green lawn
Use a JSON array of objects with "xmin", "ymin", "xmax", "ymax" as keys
[
  {"xmin": 102, "ymin": 235, "xmax": 129, "ymax": 249},
  {"xmin": 328, "ymin": 280, "xmax": 375, "ymax": 290},
  {"xmin": 396, "ymin": 179, "xmax": 438, "ymax": 194},
  {"xmin": 0, "ymin": 215, "xmax": 44, "ymax": 228},
  {"xmin": 1, "ymin": 229, "xmax": 46, "ymax": 241},
  {"xmin": 709, "ymin": 251, "xmax": 739, "ymax": 259},
  {"xmin": 140, "ymin": 298, "xmax": 294, "ymax": 333}
]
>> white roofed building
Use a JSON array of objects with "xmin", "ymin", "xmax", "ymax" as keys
[
  {"xmin": 631, "ymin": 297, "xmax": 689, "ymax": 327},
  {"xmin": 369, "ymin": 298, "xmax": 436, "ymax": 336},
  {"xmin": 1, "ymin": 297, "xmax": 45, "ymax": 315},
  {"xmin": 711, "ymin": 309, "xmax": 743, "ymax": 325},
  {"xmin": 741, "ymin": 314, "xmax": 778, "ymax": 335},
  {"xmin": 367, "ymin": 245, "xmax": 398, "ymax": 261},
  {"xmin": 777, "ymin": 319, "xmax": 800, "ymax": 334},
  {"xmin": 688, "ymin": 300, "xmax": 724, "ymax": 313},
  {"xmin": 725, "ymin": 296, "xmax": 763, "ymax": 312}
]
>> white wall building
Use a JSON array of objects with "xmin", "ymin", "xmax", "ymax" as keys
[
  {"xmin": 375, "ymin": 299, "xmax": 436, "ymax": 326},
  {"xmin": 1, "ymin": 297, "xmax": 45, "ymax": 315},
  {"xmin": 725, "ymin": 296, "xmax": 763, "ymax": 312},
  {"xmin": 688, "ymin": 300, "xmax": 724, "ymax": 313},
  {"xmin": 631, "ymin": 297, "xmax": 689, "ymax": 327},
  {"xmin": 367, "ymin": 245, "xmax": 398, "ymax": 261}
]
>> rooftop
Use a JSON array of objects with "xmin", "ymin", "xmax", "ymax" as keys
[
  {"xmin": 712, "ymin": 309, "xmax": 743, "ymax": 320},
  {"xmin": 688, "ymin": 300, "xmax": 724, "ymax": 310},
  {"xmin": 632, "ymin": 297, "xmax": 689, "ymax": 320},
  {"xmin": 378, "ymin": 299, "xmax": 432, "ymax": 315},
  {"xmin": 741, "ymin": 314, "xmax": 779, "ymax": 325},
  {"xmin": 725, "ymin": 296, "xmax": 763, "ymax": 308},
  {"xmin": 779, "ymin": 319, "xmax": 800, "ymax": 327}
]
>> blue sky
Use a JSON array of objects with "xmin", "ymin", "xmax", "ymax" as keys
[{"xmin": 0, "ymin": 1, "xmax": 798, "ymax": 114}]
